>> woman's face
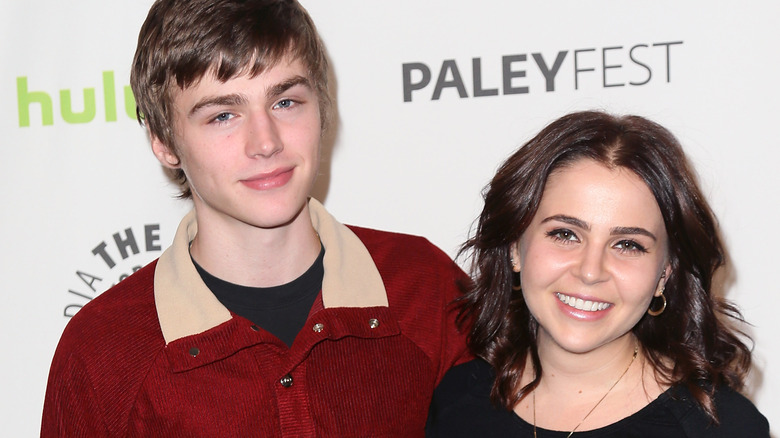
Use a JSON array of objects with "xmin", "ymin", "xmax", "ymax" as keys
[{"xmin": 511, "ymin": 159, "xmax": 670, "ymax": 356}]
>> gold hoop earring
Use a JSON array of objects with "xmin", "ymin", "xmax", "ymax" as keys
[
  {"xmin": 511, "ymin": 272, "xmax": 522, "ymax": 291},
  {"xmin": 647, "ymin": 289, "xmax": 666, "ymax": 316}
]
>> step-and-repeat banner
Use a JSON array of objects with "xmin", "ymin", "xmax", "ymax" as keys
[{"xmin": 2, "ymin": 1, "xmax": 777, "ymax": 434}]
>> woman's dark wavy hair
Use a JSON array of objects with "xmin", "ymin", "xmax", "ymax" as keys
[{"xmin": 458, "ymin": 110, "xmax": 752, "ymax": 422}]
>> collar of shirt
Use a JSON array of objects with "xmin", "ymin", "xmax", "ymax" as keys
[{"xmin": 154, "ymin": 198, "xmax": 389, "ymax": 344}]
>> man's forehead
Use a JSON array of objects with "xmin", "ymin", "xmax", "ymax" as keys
[{"xmin": 170, "ymin": 60, "xmax": 314, "ymax": 118}]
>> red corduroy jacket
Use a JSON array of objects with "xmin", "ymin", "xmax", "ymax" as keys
[{"xmin": 42, "ymin": 201, "xmax": 470, "ymax": 437}]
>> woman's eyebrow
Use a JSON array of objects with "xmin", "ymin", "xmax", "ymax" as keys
[
  {"xmin": 541, "ymin": 214, "xmax": 589, "ymax": 230},
  {"xmin": 610, "ymin": 226, "xmax": 657, "ymax": 241}
]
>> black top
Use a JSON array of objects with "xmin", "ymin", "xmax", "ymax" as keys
[
  {"xmin": 427, "ymin": 359, "xmax": 769, "ymax": 438},
  {"xmin": 192, "ymin": 245, "xmax": 324, "ymax": 347}
]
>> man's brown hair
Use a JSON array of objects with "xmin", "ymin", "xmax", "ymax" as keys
[{"xmin": 130, "ymin": 0, "xmax": 330, "ymax": 198}]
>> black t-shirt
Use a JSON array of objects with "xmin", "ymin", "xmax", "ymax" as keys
[
  {"xmin": 426, "ymin": 359, "xmax": 769, "ymax": 438},
  {"xmin": 192, "ymin": 245, "xmax": 324, "ymax": 348}
]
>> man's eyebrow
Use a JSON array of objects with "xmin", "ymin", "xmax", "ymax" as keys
[
  {"xmin": 266, "ymin": 75, "xmax": 311, "ymax": 101},
  {"xmin": 188, "ymin": 94, "xmax": 248, "ymax": 118}
]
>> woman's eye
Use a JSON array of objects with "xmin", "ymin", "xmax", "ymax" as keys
[
  {"xmin": 615, "ymin": 240, "xmax": 648, "ymax": 254},
  {"xmin": 547, "ymin": 229, "xmax": 578, "ymax": 242}
]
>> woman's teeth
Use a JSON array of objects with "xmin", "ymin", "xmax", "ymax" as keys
[{"xmin": 556, "ymin": 293, "xmax": 610, "ymax": 311}]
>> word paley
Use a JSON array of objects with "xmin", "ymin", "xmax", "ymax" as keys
[{"xmin": 402, "ymin": 41, "xmax": 683, "ymax": 102}]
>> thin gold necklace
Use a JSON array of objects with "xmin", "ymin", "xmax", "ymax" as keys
[{"xmin": 532, "ymin": 345, "xmax": 638, "ymax": 438}]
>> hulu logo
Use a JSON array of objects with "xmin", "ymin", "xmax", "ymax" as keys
[{"xmin": 17, "ymin": 71, "xmax": 137, "ymax": 127}]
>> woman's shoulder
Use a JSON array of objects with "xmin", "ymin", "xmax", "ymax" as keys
[
  {"xmin": 427, "ymin": 358, "xmax": 526, "ymax": 437},
  {"xmin": 428, "ymin": 358, "xmax": 495, "ymax": 419},
  {"xmin": 660, "ymin": 384, "xmax": 769, "ymax": 437},
  {"xmin": 433, "ymin": 357, "xmax": 494, "ymax": 397}
]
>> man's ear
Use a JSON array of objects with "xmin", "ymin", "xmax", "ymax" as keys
[{"xmin": 150, "ymin": 133, "xmax": 181, "ymax": 169}]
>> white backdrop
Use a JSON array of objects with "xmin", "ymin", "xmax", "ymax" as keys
[{"xmin": 2, "ymin": 1, "xmax": 777, "ymax": 435}]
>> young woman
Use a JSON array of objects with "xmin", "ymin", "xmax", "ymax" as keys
[{"xmin": 427, "ymin": 111, "xmax": 768, "ymax": 437}]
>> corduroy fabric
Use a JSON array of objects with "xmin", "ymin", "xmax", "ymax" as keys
[{"xmin": 42, "ymin": 223, "xmax": 469, "ymax": 437}]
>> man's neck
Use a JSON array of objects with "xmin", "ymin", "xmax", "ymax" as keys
[{"xmin": 189, "ymin": 204, "xmax": 321, "ymax": 288}]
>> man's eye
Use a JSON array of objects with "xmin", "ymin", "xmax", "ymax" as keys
[
  {"xmin": 274, "ymin": 99, "xmax": 294, "ymax": 109},
  {"xmin": 213, "ymin": 112, "xmax": 233, "ymax": 123}
]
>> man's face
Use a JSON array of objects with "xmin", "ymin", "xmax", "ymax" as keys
[{"xmin": 152, "ymin": 56, "xmax": 322, "ymax": 231}]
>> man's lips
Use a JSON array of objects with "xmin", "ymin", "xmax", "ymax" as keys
[{"xmin": 240, "ymin": 167, "xmax": 294, "ymax": 190}]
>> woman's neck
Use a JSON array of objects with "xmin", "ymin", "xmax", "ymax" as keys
[
  {"xmin": 535, "ymin": 332, "xmax": 638, "ymax": 384},
  {"xmin": 515, "ymin": 333, "xmax": 667, "ymax": 432}
]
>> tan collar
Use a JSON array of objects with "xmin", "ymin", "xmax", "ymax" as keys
[{"xmin": 154, "ymin": 198, "xmax": 388, "ymax": 344}]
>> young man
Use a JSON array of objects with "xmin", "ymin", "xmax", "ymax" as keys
[{"xmin": 41, "ymin": 0, "xmax": 469, "ymax": 436}]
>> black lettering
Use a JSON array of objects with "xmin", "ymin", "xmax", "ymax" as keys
[
  {"xmin": 502, "ymin": 55, "xmax": 529, "ymax": 95},
  {"xmin": 76, "ymin": 270, "xmax": 102, "ymax": 292},
  {"xmin": 432, "ymin": 60, "xmax": 468, "ymax": 100},
  {"xmin": 652, "ymin": 41, "xmax": 683, "ymax": 82},
  {"xmin": 629, "ymin": 44, "xmax": 652, "ymax": 86},
  {"xmin": 602, "ymin": 46, "xmax": 625, "ymax": 88},
  {"xmin": 145, "ymin": 224, "xmax": 162, "ymax": 251},
  {"xmin": 402, "ymin": 63, "xmax": 431, "ymax": 102},
  {"xmin": 64, "ymin": 305, "xmax": 83, "ymax": 318},
  {"xmin": 120, "ymin": 266, "xmax": 141, "ymax": 282},
  {"xmin": 92, "ymin": 241, "xmax": 115, "ymax": 268},
  {"xmin": 113, "ymin": 227, "xmax": 139, "ymax": 260},
  {"xmin": 532, "ymin": 51, "xmax": 567, "ymax": 92},
  {"xmin": 67, "ymin": 289, "xmax": 93, "ymax": 300},
  {"xmin": 574, "ymin": 49, "xmax": 596, "ymax": 90},
  {"xmin": 472, "ymin": 58, "xmax": 498, "ymax": 97}
]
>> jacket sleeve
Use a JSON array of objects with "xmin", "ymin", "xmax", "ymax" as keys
[
  {"xmin": 41, "ymin": 345, "xmax": 109, "ymax": 437},
  {"xmin": 347, "ymin": 226, "xmax": 474, "ymax": 386},
  {"xmin": 433, "ymin": 256, "xmax": 473, "ymax": 384}
]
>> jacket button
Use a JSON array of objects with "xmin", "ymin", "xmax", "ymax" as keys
[
  {"xmin": 189, "ymin": 347, "xmax": 200, "ymax": 357},
  {"xmin": 369, "ymin": 318, "xmax": 380, "ymax": 329},
  {"xmin": 250, "ymin": 325, "xmax": 260, "ymax": 332},
  {"xmin": 313, "ymin": 323, "xmax": 324, "ymax": 332},
  {"xmin": 279, "ymin": 374, "xmax": 293, "ymax": 388}
]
